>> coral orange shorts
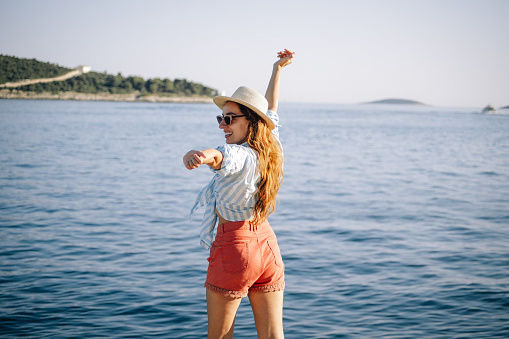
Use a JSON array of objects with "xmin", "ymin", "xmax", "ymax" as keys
[{"xmin": 205, "ymin": 220, "xmax": 285, "ymax": 299}]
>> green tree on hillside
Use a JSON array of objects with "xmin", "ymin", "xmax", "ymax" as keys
[{"xmin": 128, "ymin": 76, "xmax": 145, "ymax": 91}]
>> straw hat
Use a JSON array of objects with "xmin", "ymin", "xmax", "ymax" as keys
[{"xmin": 213, "ymin": 86, "xmax": 274, "ymax": 130}]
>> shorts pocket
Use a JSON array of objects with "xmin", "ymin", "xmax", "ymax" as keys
[
  {"xmin": 220, "ymin": 241, "xmax": 249, "ymax": 274},
  {"xmin": 267, "ymin": 239, "xmax": 283, "ymax": 268}
]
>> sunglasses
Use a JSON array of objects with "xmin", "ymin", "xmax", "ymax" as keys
[{"xmin": 216, "ymin": 114, "xmax": 247, "ymax": 125}]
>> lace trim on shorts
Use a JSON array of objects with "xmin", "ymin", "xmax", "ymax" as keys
[
  {"xmin": 249, "ymin": 282, "xmax": 285, "ymax": 293},
  {"xmin": 204, "ymin": 282, "xmax": 248, "ymax": 299}
]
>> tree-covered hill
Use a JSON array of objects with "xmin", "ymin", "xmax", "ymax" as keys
[
  {"xmin": 0, "ymin": 55, "xmax": 71, "ymax": 83},
  {"xmin": 0, "ymin": 55, "xmax": 217, "ymax": 97}
]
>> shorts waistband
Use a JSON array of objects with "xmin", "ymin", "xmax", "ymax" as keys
[{"xmin": 216, "ymin": 220, "xmax": 270, "ymax": 235}]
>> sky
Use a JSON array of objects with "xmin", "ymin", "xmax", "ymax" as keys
[{"xmin": 1, "ymin": 0, "xmax": 508, "ymax": 108}]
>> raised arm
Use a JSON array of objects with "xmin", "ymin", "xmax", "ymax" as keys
[{"xmin": 265, "ymin": 49, "xmax": 296, "ymax": 112}]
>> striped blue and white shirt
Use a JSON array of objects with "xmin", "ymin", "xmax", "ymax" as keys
[{"xmin": 191, "ymin": 110, "xmax": 281, "ymax": 249}]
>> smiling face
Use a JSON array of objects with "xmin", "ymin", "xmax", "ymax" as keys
[{"xmin": 219, "ymin": 101, "xmax": 250, "ymax": 144}]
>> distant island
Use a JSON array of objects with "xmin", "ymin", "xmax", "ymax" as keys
[
  {"xmin": 0, "ymin": 55, "xmax": 217, "ymax": 103},
  {"xmin": 364, "ymin": 98, "xmax": 426, "ymax": 105}
]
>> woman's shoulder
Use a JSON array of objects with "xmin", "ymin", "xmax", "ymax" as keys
[
  {"xmin": 212, "ymin": 143, "xmax": 257, "ymax": 176},
  {"xmin": 216, "ymin": 143, "xmax": 255, "ymax": 157}
]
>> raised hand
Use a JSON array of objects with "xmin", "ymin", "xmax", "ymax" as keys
[{"xmin": 275, "ymin": 49, "xmax": 296, "ymax": 68}]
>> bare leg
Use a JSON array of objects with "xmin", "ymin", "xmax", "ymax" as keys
[
  {"xmin": 206, "ymin": 289, "xmax": 242, "ymax": 339},
  {"xmin": 248, "ymin": 290, "xmax": 284, "ymax": 339}
]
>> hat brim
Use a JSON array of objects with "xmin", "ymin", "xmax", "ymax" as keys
[{"xmin": 213, "ymin": 96, "xmax": 275, "ymax": 130}]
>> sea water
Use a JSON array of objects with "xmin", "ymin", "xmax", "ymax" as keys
[{"xmin": 1, "ymin": 100, "xmax": 508, "ymax": 338}]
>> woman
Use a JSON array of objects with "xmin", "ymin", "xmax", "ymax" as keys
[{"xmin": 184, "ymin": 49, "xmax": 295, "ymax": 339}]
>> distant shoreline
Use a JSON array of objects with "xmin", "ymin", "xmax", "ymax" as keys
[
  {"xmin": 0, "ymin": 90, "xmax": 213, "ymax": 103},
  {"xmin": 364, "ymin": 98, "xmax": 426, "ymax": 105}
]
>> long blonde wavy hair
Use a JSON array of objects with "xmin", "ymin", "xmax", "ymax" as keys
[{"xmin": 238, "ymin": 103, "xmax": 284, "ymax": 225}]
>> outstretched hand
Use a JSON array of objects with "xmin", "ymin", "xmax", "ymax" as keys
[
  {"xmin": 183, "ymin": 150, "xmax": 206, "ymax": 170},
  {"xmin": 275, "ymin": 49, "xmax": 295, "ymax": 68}
]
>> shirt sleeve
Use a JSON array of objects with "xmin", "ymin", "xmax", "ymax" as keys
[
  {"xmin": 211, "ymin": 144, "xmax": 257, "ymax": 176},
  {"xmin": 266, "ymin": 110, "xmax": 280, "ymax": 139}
]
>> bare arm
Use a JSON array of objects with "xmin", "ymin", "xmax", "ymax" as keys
[
  {"xmin": 265, "ymin": 49, "xmax": 296, "ymax": 112},
  {"xmin": 183, "ymin": 149, "xmax": 223, "ymax": 170}
]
